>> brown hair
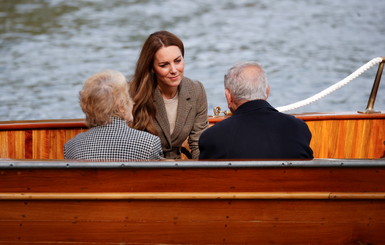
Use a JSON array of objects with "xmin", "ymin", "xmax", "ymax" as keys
[
  {"xmin": 129, "ymin": 31, "xmax": 184, "ymax": 135},
  {"xmin": 80, "ymin": 70, "xmax": 133, "ymax": 127}
]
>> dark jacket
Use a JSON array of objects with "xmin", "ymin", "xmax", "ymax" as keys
[{"xmin": 199, "ymin": 100, "xmax": 313, "ymax": 159}]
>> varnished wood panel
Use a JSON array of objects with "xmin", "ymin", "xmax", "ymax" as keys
[
  {"xmin": 0, "ymin": 113, "xmax": 385, "ymax": 159},
  {"xmin": 0, "ymin": 128, "xmax": 85, "ymax": 159},
  {"xmin": 306, "ymin": 118, "xmax": 385, "ymax": 158},
  {"xmin": 0, "ymin": 166, "xmax": 384, "ymax": 244},
  {"xmin": 0, "ymin": 200, "xmax": 384, "ymax": 244},
  {"xmin": 1, "ymin": 167, "xmax": 385, "ymax": 193}
]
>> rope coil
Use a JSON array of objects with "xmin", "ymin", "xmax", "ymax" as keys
[{"xmin": 276, "ymin": 57, "xmax": 384, "ymax": 112}]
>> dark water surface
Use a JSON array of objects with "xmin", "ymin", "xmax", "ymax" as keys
[{"xmin": 1, "ymin": 0, "xmax": 384, "ymax": 121}]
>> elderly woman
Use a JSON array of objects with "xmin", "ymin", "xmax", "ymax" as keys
[
  {"xmin": 64, "ymin": 70, "xmax": 162, "ymax": 160},
  {"xmin": 129, "ymin": 31, "xmax": 208, "ymax": 159}
]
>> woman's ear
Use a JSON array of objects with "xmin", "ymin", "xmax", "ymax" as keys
[{"xmin": 116, "ymin": 100, "xmax": 131, "ymax": 122}]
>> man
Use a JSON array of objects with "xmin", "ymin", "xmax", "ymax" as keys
[
  {"xmin": 64, "ymin": 70, "xmax": 163, "ymax": 160},
  {"xmin": 199, "ymin": 62, "xmax": 313, "ymax": 159}
]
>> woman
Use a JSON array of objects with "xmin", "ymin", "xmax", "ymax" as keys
[
  {"xmin": 129, "ymin": 31, "xmax": 208, "ymax": 159},
  {"xmin": 64, "ymin": 70, "xmax": 163, "ymax": 160}
]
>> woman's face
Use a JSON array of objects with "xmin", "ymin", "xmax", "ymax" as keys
[{"xmin": 153, "ymin": 45, "xmax": 184, "ymax": 89}]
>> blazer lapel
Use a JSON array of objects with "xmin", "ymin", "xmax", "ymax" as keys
[{"xmin": 154, "ymin": 88, "xmax": 171, "ymax": 140}]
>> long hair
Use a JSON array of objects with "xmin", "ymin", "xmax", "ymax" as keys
[
  {"xmin": 80, "ymin": 70, "xmax": 133, "ymax": 127},
  {"xmin": 129, "ymin": 31, "xmax": 184, "ymax": 135}
]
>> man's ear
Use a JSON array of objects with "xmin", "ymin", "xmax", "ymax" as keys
[
  {"xmin": 266, "ymin": 84, "xmax": 270, "ymax": 99},
  {"xmin": 225, "ymin": 88, "xmax": 232, "ymax": 104},
  {"xmin": 225, "ymin": 88, "xmax": 236, "ymax": 113}
]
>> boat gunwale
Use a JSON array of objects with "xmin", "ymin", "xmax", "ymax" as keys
[
  {"xmin": 1, "ymin": 158, "xmax": 385, "ymax": 169},
  {"xmin": 0, "ymin": 111, "xmax": 384, "ymax": 130}
]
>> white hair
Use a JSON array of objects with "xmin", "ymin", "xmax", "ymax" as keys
[
  {"xmin": 80, "ymin": 70, "xmax": 134, "ymax": 127},
  {"xmin": 224, "ymin": 61, "xmax": 269, "ymax": 101}
]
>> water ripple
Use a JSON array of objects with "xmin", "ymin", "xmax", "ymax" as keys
[{"xmin": 0, "ymin": 0, "xmax": 384, "ymax": 120}]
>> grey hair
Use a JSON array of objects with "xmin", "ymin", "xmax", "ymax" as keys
[
  {"xmin": 224, "ymin": 61, "xmax": 269, "ymax": 101},
  {"xmin": 80, "ymin": 70, "xmax": 134, "ymax": 127}
]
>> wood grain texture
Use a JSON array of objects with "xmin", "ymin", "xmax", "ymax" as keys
[
  {"xmin": 1, "ymin": 167, "xmax": 385, "ymax": 193},
  {"xmin": 0, "ymin": 166, "xmax": 384, "ymax": 244},
  {"xmin": 0, "ymin": 128, "xmax": 85, "ymax": 159},
  {"xmin": 0, "ymin": 112, "xmax": 384, "ymax": 159},
  {"xmin": 1, "ymin": 191, "xmax": 385, "ymax": 200},
  {"xmin": 306, "ymin": 117, "xmax": 385, "ymax": 158},
  {"xmin": 0, "ymin": 200, "xmax": 384, "ymax": 244}
]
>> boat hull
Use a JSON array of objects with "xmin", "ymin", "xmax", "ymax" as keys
[{"xmin": 1, "ymin": 159, "xmax": 385, "ymax": 244}]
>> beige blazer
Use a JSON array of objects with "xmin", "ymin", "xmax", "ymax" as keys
[{"xmin": 154, "ymin": 77, "xmax": 208, "ymax": 159}]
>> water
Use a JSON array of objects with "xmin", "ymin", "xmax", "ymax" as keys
[{"xmin": 1, "ymin": 0, "xmax": 384, "ymax": 121}]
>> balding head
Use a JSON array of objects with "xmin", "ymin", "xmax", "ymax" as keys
[
  {"xmin": 224, "ymin": 62, "xmax": 270, "ymax": 112},
  {"xmin": 224, "ymin": 62, "xmax": 269, "ymax": 102}
]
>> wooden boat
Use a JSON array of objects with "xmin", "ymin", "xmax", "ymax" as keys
[
  {"xmin": 0, "ymin": 159, "xmax": 385, "ymax": 244},
  {"xmin": 1, "ymin": 111, "xmax": 384, "ymax": 159},
  {"xmin": 0, "ymin": 58, "xmax": 384, "ymax": 244}
]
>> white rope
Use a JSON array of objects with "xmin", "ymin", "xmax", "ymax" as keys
[{"xmin": 276, "ymin": 57, "xmax": 384, "ymax": 112}]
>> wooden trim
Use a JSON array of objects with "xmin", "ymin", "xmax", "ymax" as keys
[
  {"xmin": 1, "ymin": 192, "xmax": 385, "ymax": 200},
  {"xmin": 293, "ymin": 111, "xmax": 385, "ymax": 121},
  {"xmin": 1, "ymin": 112, "xmax": 385, "ymax": 159},
  {"xmin": 1, "ymin": 112, "xmax": 384, "ymax": 131},
  {"xmin": 209, "ymin": 112, "xmax": 385, "ymax": 124},
  {"xmin": 1, "ymin": 158, "xmax": 384, "ymax": 168},
  {"xmin": 0, "ymin": 119, "xmax": 87, "ymax": 130}
]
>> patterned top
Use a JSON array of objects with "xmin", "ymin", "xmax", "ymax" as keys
[{"xmin": 64, "ymin": 117, "xmax": 162, "ymax": 160}]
